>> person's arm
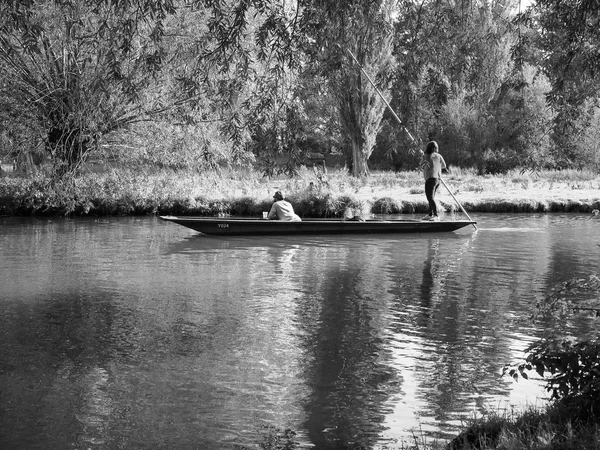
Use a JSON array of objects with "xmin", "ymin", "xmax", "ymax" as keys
[
  {"xmin": 420, "ymin": 153, "xmax": 430, "ymax": 176},
  {"xmin": 439, "ymin": 155, "xmax": 447, "ymax": 176},
  {"xmin": 267, "ymin": 203, "xmax": 278, "ymax": 220}
]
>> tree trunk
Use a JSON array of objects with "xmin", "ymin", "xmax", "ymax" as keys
[
  {"xmin": 46, "ymin": 126, "xmax": 94, "ymax": 173},
  {"xmin": 351, "ymin": 136, "xmax": 370, "ymax": 177}
]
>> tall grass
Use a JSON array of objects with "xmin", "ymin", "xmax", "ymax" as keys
[
  {"xmin": 543, "ymin": 168, "xmax": 598, "ymax": 182},
  {"xmin": 1, "ymin": 166, "xmax": 599, "ymax": 217},
  {"xmin": 445, "ymin": 401, "xmax": 600, "ymax": 450}
]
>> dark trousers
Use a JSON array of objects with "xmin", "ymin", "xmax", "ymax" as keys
[{"xmin": 425, "ymin": 178, "xmax": 440, "ymax": 216}]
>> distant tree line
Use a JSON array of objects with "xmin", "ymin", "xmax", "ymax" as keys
[{"xmin": 0, "ymin": 0, "xmax": 599, "ymax": 177}]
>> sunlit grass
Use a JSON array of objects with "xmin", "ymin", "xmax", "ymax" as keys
[
  {"xmin": 543, "ymin": 168, "xmax": 598, "ymax": 182},
  {"xmin": 1, "ymin": 166, "xmax": 599, "ymax": 216}
]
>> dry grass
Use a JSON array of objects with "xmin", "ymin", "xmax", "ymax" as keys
[{"xmin": 1, "ymin": 166, "xmax": 600, "ymax": 216}]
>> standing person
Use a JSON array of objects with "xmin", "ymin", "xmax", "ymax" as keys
[
  {"xmin": 268, "ymin": 191, "xmax": 302, "ymax": 221},
  {"xmin": 421, "ymin": 141, "xmax": 447, "ymax": 221}
]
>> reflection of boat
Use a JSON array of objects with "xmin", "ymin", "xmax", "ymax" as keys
[
  {"xmin": 160, "ymin": 215, "xmax": 476, "ymax": 236},
  {"xmin": 163, "ymin": 232, "xmax": 471, "ymax": 256}
]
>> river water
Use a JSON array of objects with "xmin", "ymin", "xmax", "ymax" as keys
[{"xmin": 1, "ymin": 213, "xmax": 598, "ymax": 449}]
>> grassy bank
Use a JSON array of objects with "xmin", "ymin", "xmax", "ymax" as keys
[
  {"xmin": 441, "ymin": 403, "xmax": 600, "ymax": 450},
  {"xmin": 253, "ymin": 398, "xmax": 600, "ymax": 450},
  {"xmin": 1, "ymin": 166, "xmax": 599, "ymax": 217}
]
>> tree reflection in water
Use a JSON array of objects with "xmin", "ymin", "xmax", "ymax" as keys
[
  {"xmin": 382, "ymin": 234, "xmax": 488, "ymax": 439},
  {"xmin": 293, "ymin": 242, "xmax": 401, "ymax": 449}
]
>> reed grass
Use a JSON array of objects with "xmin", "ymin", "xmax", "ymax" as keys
[{"xmin": 1, "ymin": 166, "xmax": 599, "ymax": 217}]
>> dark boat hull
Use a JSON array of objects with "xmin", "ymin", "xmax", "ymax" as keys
[{"xmin": 160, "ymin": 216, "xmax": 476, "ymax": 236}]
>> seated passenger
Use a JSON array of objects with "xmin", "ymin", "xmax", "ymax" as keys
[{"xmin": 268, "ymin": 191, "xmax": 301, "ymax": 221}]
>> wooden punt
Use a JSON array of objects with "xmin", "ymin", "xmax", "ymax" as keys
[{"xmin": 160, "ymin": 216, "xmax": 477, "ymax": 236}]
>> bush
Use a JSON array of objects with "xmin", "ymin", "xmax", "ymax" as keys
[
  {"xmin": 483, "ymin": 148, "xmax": 520, "ymax": 175},
  {"xmin": 505, "ymin": 275, "xmax": 600, "ymax": 426},
  {"xmin": 372, "ymin": 197, "xmax": 401, "ymax": 214}
]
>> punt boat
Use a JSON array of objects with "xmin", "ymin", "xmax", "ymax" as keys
[{"xmin": 160, "ymin": 215, "xmax": 477, "ymax": 236}]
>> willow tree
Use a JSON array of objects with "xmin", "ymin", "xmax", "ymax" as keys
[
  {"xmin": 300, "ymin": 0, "xmax": 396, "ymax": 177},
  {"xmin": 1, "ymin": 0, "xmax": 399, "ymax": 177},
  {"xmin": 0, "ymin": 0, "xmax": 296, "ymax": 174},
  {"xmin": 0, "ymin": 0, "xmax": 182, "ymax": 173},
  {"xmin": 188, "ymin": 0, "xmax": 398, "ymax": 177}
]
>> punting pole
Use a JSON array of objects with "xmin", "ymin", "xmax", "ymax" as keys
[
  {"xmin": 341, "ymin": 45, "xmax": 478, "ymax": 230},
  {"xmin": 439, "ymin": 178, "xmax": 477, "ymax": 228}
]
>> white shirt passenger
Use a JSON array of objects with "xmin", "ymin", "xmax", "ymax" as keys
[{"xmin": 268, "ymin": 200, "xmax": 301, "ymax": 221}]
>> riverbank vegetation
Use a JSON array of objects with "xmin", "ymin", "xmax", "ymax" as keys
[
  {"xmin": 1, "ymin": 166, "xmax": 599, "ymax": 217},
  {"xmin": 1, "ymin": 1, "xmax": 600, "ymax": 180},
  {"xmin": 255, "ymin": 399, "xmax": 600, "ymax": 449},
  {"xmin": 440, "ymin": 274, "xmax": 600, "ymax": 450}
]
